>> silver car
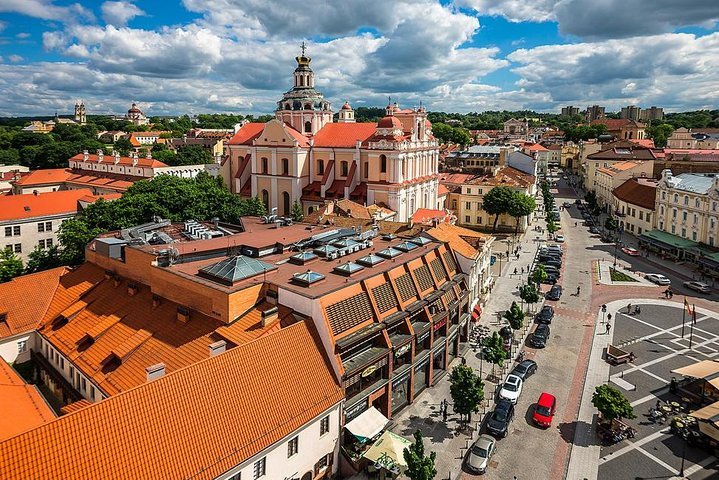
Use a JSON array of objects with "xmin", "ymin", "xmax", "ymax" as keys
[
  {"xmin": 466, "ymin": 434, "xmax": 496, "ymax": 474},
  {"xmin": 683, "ymin": 281, "xmax": 711, "ymax": 293},
  {"xmin": 645, "ymin": 273, "xmax": 671, "ymax": 286}
]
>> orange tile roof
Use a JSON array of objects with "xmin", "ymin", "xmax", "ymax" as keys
[
  {"xmin": 334, "ymin": 198, "xmax": 372, "ymax": 219},
  {"xmin": 467, "ymin": 166, "xmax": 534, "ymax": 188},
  {"xmin": 527, "ymin": 143, "xmax": 548, "ymax": 151},
  {"xmin": 227, "ymin": 122, "xmax": 265, "ymax": 145},
  {"xmin": 313, "ymin": 123, "xmax": 377, "ymax": 148},
  {"xmin": 437, "ymin": 184, "xmax": 449, "ymax": 196},
  {"xmin": 0, "ymin": 362, "xmax": 55, "ymax": 442},
  {"xmin": 0, "ymin": 322, "xmax": 343, "ymax": 480},
  {"xmin": 127, "ymin": 131, "xmax": 170, "ymax": 148},
  {"xmin": 426, "ymin": 223, "xmax": 491, "ymax": 259},
  {"xmin": 65, "ymin": 173, "xmax": 134, "ymax": 191},
  {"xmin": 13, "ymin": 168, "xmax": 71, "ymax": 186},
  {"xmin": 70, "ymin": 153, "xmax": 167, "ymax": 169},
  {"xmin": 596, "ymin": 160, "xmax": 643, "ymax": 176},
  {"xmin": 282, "ymin": 123, "xmax": 311, "ymax": 147},
  {"xmin": 629, "ymin": 138, "xmax": 655, "ymax": 148},
  {"xmin": 438, "ymin": 173, "xmax": 477, "ymax": 185},
  {"xmin": 0, "ymin": 189, "xmax": 92, "ymax": 222},
  {"xmin": 411, "ymin": 208, "xmax": 449, "ymax": 223},
  {"xmin": 0, "ymin": 267, "xmax": 69, "ymax": 339},
  {"xmin": 78, "ymin": 192, "xmax": 123, "ymax": 204}
]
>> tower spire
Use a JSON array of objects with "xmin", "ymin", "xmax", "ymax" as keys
[{"xmin": 301, "ymin": 41, "xmax": 306, "ymax": 56}]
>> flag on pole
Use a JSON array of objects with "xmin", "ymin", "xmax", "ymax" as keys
[
  {"xmin": 684, "ymin": 297, "xmax": 692, "ymax": 316},
  {"xmin": 693, "ymin": 304, "xmax": 697, "ymax": 325}
]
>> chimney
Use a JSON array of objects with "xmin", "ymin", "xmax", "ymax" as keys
[
  {"xmin": 83, "ymin": 149, "xmax": 89, "ymax": 161},
  {"xmin": 145, "ymin": 363, "xmax": 165, "ymax": 382},
  {"xmin": 132, "ymin": 153, "xmax": 138, "ymax": 167},
  {"xmin": 33, "ymin": 190, "xmax": 39, "ymax": 196},
  {"xmin": 177, "ymin": 306, "xmax": 190, "ymax": 323},
  {"xmin": 127, "ymin": 282, "xmax": 138, "ymax": 296},
  {"xmin": 152, "ymin": 294, "xmax": 161, "ymax": 308},
  {"xmin": 114, "ymin": 150, "xmax": 121, "ymax": 164},
  {"xmin": 208, "ymin": 340, "xmax": 226, "ymax": 357},
  {"xmin": 261, "ymin": 306, "xmax": 279, "ymax": 327},
  {"xmin": 97, "ymin": 149, "xmax": 104, "ymax": 163}
]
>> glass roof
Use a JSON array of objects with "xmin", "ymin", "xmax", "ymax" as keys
[
  {"xmin": 410, "ymin": 236, "xmax": 431, "ymax": 246},
  {"xmin": 333, "ymin": 262, "xmax": 364, "ymax": 275},
  {"xmin": 289, "ymin": 251, "xmax": 318, "ymax": 264},
  {"xmin": 332, "ymin": 238, "xmax": 359, "ymax": 248},
  {"xmin": 313, "ymin": 245, "xmax": 338, "ymax": 256},
  {"xmin": 356, "ymin": 254, "xmax": 385, "ymax": 267},
  {"xmin": 394, "ymin": 241, "xmax": 418, "ymax": 252},
  {"xmin": 199, "ymin": 255, "xmax": 276, "ymax": 285},
  {"xmin": 292, "ymin": 270, "xmax": 325, "ymax": 286},
  {"xmin": 377, "ymin": 247, "xmax": 402, "ymax": 259}
]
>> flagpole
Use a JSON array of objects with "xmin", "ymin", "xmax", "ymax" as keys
[
  {"xmin": 689, "ymin": 304, "xmax": 696, "ymax": 350},
  {"xmin": 681, "ymin": 297, "xmax": 686, "ymax": 338}
]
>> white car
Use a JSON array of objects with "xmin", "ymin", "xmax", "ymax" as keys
[
  {"xmin": 466, "ymin": 434, "xmax": 496, "ymax": 474},
  {"xmin": 499, "ymin": 374, "xmax": 523, "ymax": 404},
  {"xmin": 645, "ymin": 273, "xmax": 671, "ymax": 286},
  {"xmin": 684, "ymin": 281, "xmax": 712, "ymax": 293},
  {"xmin": 555, "ymin": 235, "xmax": 565, "ymax": 243}
]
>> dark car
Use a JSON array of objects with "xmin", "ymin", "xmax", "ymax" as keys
[
  {"xmin": 536, "ymin": 305, "xmax": 555, "ymax": 324},
  {"xmin": 540, "ymin": 265, "xmax": 561, "ymax": 276},
  {"xmin": 529, "ymin": 324, "xmax": 550, "ymax": 348},
  {"xmin": 546, "ymin": 284, "xmax": 562, "ymax": 300},
  {"xmin": 541, "ymin": 259, "xmax": 562, "ymax": 269},
  {"xmin": 486, "ymin": 399, "xmax": 515, "ymax": 438},
  {"xmin": 511, "ymin": 359, "xmax": 537, "ymax": 380},
  {"xmin": 589, "ymin": 226, "xmax": 600, "ymax": 234},
  {"xmin": 541, "ymin": 273, "xmax": 559, "ymax": 285}
]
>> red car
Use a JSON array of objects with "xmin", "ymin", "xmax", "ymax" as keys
[
  {"xmin": 622, "ymin": 247, "xmax": 640, "ymax": 256},
  {"xmin": 532, "ymin": 392, "xmax": 556, "ymax": 428}
]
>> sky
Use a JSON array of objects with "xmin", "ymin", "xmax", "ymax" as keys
[{"xmin": 0, "ymin": 0, "xmax": 717, "ymax": 117}]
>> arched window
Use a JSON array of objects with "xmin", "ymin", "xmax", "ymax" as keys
[
  {"xmin": 284, "ymin": 103, "xmax": 290, "ymax": 110},
  {"xmin": 261, "ymin": 189, "xmax": 269, "ymax": 210},
  {"xmin": 341, "ymin": 161, "xmax": 348, "ymax": 176},
  {"xmin": 299, "ymin": 75, "xmax": 304, "ymax": 86},
  {"xmin": 282, "ymin": 158, "xmax": 289, "ymax": 175},
  {"xmin": 261, "ymin": 157, "xmax": 268, "ymax": 174},
  {"xmin": 380, "ymin": 154, "xmax": 387, "ymax": 173},
  {"xmin": 282, "ymin": 191, "xmax": 290, "ymax": 216},
  {"xmin": 304, "ymin": 121, "xmax": 312, "ymax": 133},
  {"xmin": 317, "ymin": 159, "xmax": 324, "ymax": 175},
  {"xmin": 304, "ymin": 103, "xmax": 312, "ymax": 110},
  {"xmin": 684, "ymin": 195, "xmax": 689, "ymax": 205}
]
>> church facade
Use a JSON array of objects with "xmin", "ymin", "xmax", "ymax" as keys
[{"xmin": 223, "ymin": 47, "xmax": 440, "ymax": 222}]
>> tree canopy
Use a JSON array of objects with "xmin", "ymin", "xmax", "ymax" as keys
[
  {"xmin": 403, "ymin": 430, "xmax": 437, "ymax": 480},
  {"xmin": 645, "ymin": 123, "xmax": 674, "ymax": 147},
  {"xmin": 482, "ymin": 186, "xmax": 516, "ymax": 232},
  {"xmin": 431, "ymin": 122, "xmax": 472, "ymax": 146},
  {"xmin": 592, "ymin": 384, "xmax": 635, "ymax": 421},
  {"xmin": 482, "ymin": 331, "xmax": 507, "ymax": 377},
  {"xmin": 449, "ymin": 364, "xmax": 484, "ymax": 425},
  {"xmin": 508, "ymin": 193, "xmax": 536, "ymax": 234},
  {"xmin": 0, "ymin": 248, "xmax": 24, "ymax": 283},
  {"xmin": 503, "ymin": 301, "xmax": 525, "ymax": 330}
]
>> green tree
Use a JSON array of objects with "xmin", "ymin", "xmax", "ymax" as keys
[
  {"xmin": 449, "ymin": 364, "xmax": 485, "ymax": 426},
  {"xmin": 604, "ymin": 217, "xmax": 618, "ymax": 231},
  {"xmin": 519, "ymin": 283, "xmax": 541, "ymax": 309},
  {"xmin": 529, "ymin": 264, "xmax": 548, "ymax": 285},
  {"xmin": 0, "ymin": 248, "xmax": 24, "ymax": 283},
  {"xmin": 114, "ymin": 137, "xmax": 133, "ymax": 156},
  {"xmin": 171, "ymin": 145, "xmax": 213, "ymax": 166},
  {"xmin": 290, "ymin": 200, "xmax": 304, "ymax": 222},
  {"xmin": 482, "ymin": 186, "xmax": 515, "ymax": 232},
  {"xmin": 547, "ymin": 219, "xmax": 559, "ymax": 234},
  {"xmin": 508, "ymin": 193, "xmax": 536, "ymax": 234},
  {"xmin": 24, "ymin": 246, "xmax": 62, "ymax": 274},
  {"xmin": 403, "ymin": 430, "xmax": 437, "ymax": 480},
  {"xmin": 645, "ymin": 123, "xmax": 674, "ymax": 148},
  {"xmin": 482, "ymin": 331, "xmax": 507, "ymax": 379},
  {"xmin": 503, "ymin": 301, "xmax": 525, "ymax": 330},
  {"xmin": 591, "ymin": 384, "xmax": 635, "ymax": 422}
]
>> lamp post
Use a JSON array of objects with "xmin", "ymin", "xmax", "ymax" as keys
[{"xmin": 601, "ymin": 304, "xmax": 607, "ymax": 325}]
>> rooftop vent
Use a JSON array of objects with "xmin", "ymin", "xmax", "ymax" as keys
[
  {"xmin": 261, "ymin": 306, "xmax": 279, "ymax": 327},
  {"xmin": 292, "ymin": 270, "xmax": 326, "ymax": 287},
  {"xmin": 208, "ymin": 340, "xmax": 226, "ymax": 357},
  {"xmin": 177, "ymin": 306, "xmax": 190, "ymax": 323},
  {"xmin": 145, "ymin": 363, "xmax": 165, "ymax": 382}
]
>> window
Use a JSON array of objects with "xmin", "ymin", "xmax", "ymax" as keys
[
  {"xmin": 684, "ymin": 196, "xmax": 689, "ymax": 205},
  {"xmin": 39, "ymin": 239, "xmax": 46, "ymax": 249},
  {"xmin": 227, "ymin": 473, "xmax": 241, "ymax": 480},
  {"xmin": 672, "ymin": 209, "xmax": 677, "ymax": 219},
  {"xmin": 661, "ymin": 191, "xmax": 666, "ymax": 200},
  {"xmin": 46, "ymin": 238, "xmax": 53, "ymax": 247},
  {"xmin": 38, "ymin": 222, "xmax": 45, "ymax": 232},
  {"xmin": 261, "ymin": 158, "xmax": 268, "ymax": 174},
  {"xmin": 682, "ymin": 212, "xmax": 687, "ymax": 221},
  {"xmin": 81, "ymin": 378, "xmax": 87, "ymax": 392},
  {"xmin": 281, "ymin": 158, "xmax": 289, "ymax": 175},
  {"xmin": 17, "ymin": 340, "xmax": 27, "ymax": 353},
  {"xmin": 465, "ymin": 202, "xmax": 471, "ymax": 210},
  {"xmin": 253, "ymin": 457, "xmax": 266, "ymax": 479},
  {"xmin": 711, "ymin": 218, "xmax": 716, "ymax": 229},
  {"xmin": 660, "ymin": 206, "xmax": 664, "ymax": 215},
  {"xmin": 13, "ymin": 244, "xmax": 21, "ymax": 253},
  {"xmin": 477, "ymin": 217, "xmax": 482, "ymax": 224},
  {"xmin": 70, "ymin": 366, "xmax": 74, "ymax": 379},
  {"xmin": 713, "ymin": 202, "xmax": 717, "ymax": 212},
  {"xmin": 451, "ymin": 199, "xmax": 457, "ymax": 209},
  {"xmin": 60, "ymin": 358, "xmax": 64, "ymax": 370},
  {"xmin": 696, "ymin": 199, "xmax": 700, "ymax": 208},
  {"xmin": 694, "ymin": 214, "xmax": 698, "ymax": 225},
  {"xmin": 681, "ymin": 228, "xmax": 686, "ymax": 237},
  {"xmin": 646, "ymin": 214, "xmax": 651, "ymax": 223},
  {"xmin": 4, "ymin": 227, "xmax": 10, "ymax": 237},
  {"xmin": 692, "ymin": 231, "xmax": 697, "ymax": 241},
  {"xmin": 287, "ymin": 436, "xmax": 299, "ymax": 457},
  {"xmin": 13, "ymin": 226, "xmax": 20, "ymax": 236},
  {"xmin": 261, "ymin": 190, "xmax": 269, "ymax": 210},
  {"xmin": 341, "ymin": 161, "xmax": 348, "ymax": 176},
  {"xmin": 363, "ymin": 162, "xmax": 368, "ymax": 178},
  {"xmin": 673, "ymin": 194, "xmax": 678, "ymax": 203},
  {"xmin": 316, "ymin": 453, "xmax": 329, "ymax": 470},
  {"xmin": 711, "ymin": 237, "xmax": 715, "ymax": 247},
  {"xmin": 304, "ymin": 121, "xmax": 312, "ymax": 133},
  {"xmin": 639, "ymin": 211, "xmax": 643, "ymax": 220},
  {"xmin": 671, "ymin": 225, "xmax": 675, "ymax": 234},
  {"xmin": 317, "ymin": 159, "xmax": 324, "ymax": 176},
  {"xmin": 320, "ymin": 415, "xmax": 330, "ymax": 436},
  {"xmin": 465, "ymin": 215, "xmax": 470, "ymax": 223},
  {"xmin": 380, "ymin": 154, "xmax": 387, "ymax": 173}
]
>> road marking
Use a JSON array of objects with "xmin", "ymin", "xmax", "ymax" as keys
[
  {"xmin": 599, "ymin": 428, "xmax": 670, "ymax": 464},
  {"xmin": 635, "ymin": 446, "xmax": 678, "ymax": 474},
  {"xmin": 630, "ymin": 386, "xmax": 670, "ymax": 407}
]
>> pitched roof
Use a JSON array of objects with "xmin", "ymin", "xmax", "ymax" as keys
[
  {"xmin": 13, "ymin": 168, "xmax": 71, "ymax": 186},
  {"xmin": 0, "ymin": 267, "xmax": 69, "ymax": 339},
  {"xmin": 612, "ymin": 177, "xmax": 658, "ymax": 210},
  {"xmin": 411, "ymin": 208, "xmax": 449, "ymax": 224},
  {"xmin": 314, "ymin": 123, "xmax": 377, "ymax": 148},
  {"xmin": 0, "ymin": 322, "xmax": 343, "ymax": 480},
  {"xmin": 596, "ymin": 160, "xmax": 644, "ymax": 176},
  {"xmin": 334, "ymin": 198, "xmax": 372, "ymax": 219},
  {"xmin": 70, "ymin": 153, "xmax": 167, "ymax": 169},
  {"xmin": 467, "ymin": 166, "xmax": 534, "ymax": 188},
  {"xmin": 629, "ymin": 138, "xmax": 655, "ymax": 148},
  {"xmin": 438, "ymin": 173, "xmax": 477, "ymax": 185},
  {"xmin": 527, "ymin": 143, "xmax": 548, "ymax": 151},
  {"xmin": 0, "ymin": 189, "xmax": 92, "ymax": 222},
  {"xmin": 587, "ymin": 143, "xmax": 656, "ymax": 161},
  {"xmin": 0, "ymin": 362, "xmax": 55, "ymax": 442},
  {"xmin": 591, "ymin": 118, "xmax": 645, "ymax": 130},
  {"xmin": 437, "ymin": 184, "xmax": 449, "ymax": 196},
  {"xmin": 226, "ymin": 122, "xmax": 265, "ymax": 145},
  {"xmin": 425, "ymin": 223, "xmax": 490, "ymax": 259}
]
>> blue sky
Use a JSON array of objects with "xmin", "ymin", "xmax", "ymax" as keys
[{"xmin": 0, "ymin": 0, "xmax": 717, "ymax": 116}]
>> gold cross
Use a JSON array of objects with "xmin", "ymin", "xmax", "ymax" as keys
[{"xmin": 301, "ymin": 41, "xmax": 306, "ymax": 56}]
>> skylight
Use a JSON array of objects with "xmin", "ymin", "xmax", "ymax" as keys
[
  {"xmin": 331, "ymin": 238, "xmax": 359, "ymax": 249},
  {"xmin": 333, "ymin": 262, "xmax": 364, "ymax": 276},
  {"xmin": 394, "ymin": 241, "xmax": 418, "ymax": 252},
  {"xmin": 313, "ymin": 245, "xmax": 338, "ymax": 257},
  {"xmin": 410, "ymin": 236, "xmax": 432, "ymax": 246},
  {"xmin": 356, "ymin": 254, "xmax": 385, "ymax": 267},
  {"xmin": 198, "ymin": 255, "xmax": 276, "ymax": 285},
  {"xmin": 377, "ymin": 247, "xmax": 402, "ymax": 259},
  {"xmin": 289, "ymin": 251, "xmax": 318, "ymax": 265},
  {"xmin": 292, "ymin": 270, "xmax": 325, "ymax": 286}
]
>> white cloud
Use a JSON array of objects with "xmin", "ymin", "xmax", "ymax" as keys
[
  {"xmin": 0, "ymin": 0, "xmax": 94, "ymax": 22},
  {"xmin": 16, "ymin": 32, "xmax": 31, "ymax": 39},
  {"xmin": 8, "ymin": 55, "xmax": 23, "ymax": 63},
  {"xmin": 455, "ymin": 0, "xmax": 558, "ymax": 23},
  {"xmin": 0, "ymin": 21, "xmax": 7, "ymax": 32},
  {"xmin": 101, "ymin": 1, "xmax": 145, "ymax": 27}
]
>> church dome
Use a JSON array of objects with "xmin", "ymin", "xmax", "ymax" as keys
[
  {"xmin": 377, "ymin": 115, "xmax": 402, "ymax": 129},
  {"xmin": 128, "ymin": 103, "xmax": 142, "ymax": 114},
  {"xmin": 341, "ymin": 101, "xmax": 352, "ymax": 110}
]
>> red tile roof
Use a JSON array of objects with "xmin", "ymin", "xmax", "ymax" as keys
[
  {"xmin": 527, "ymin": 143, "xmax": 548, "ymax": 151},
  {"xmin": 0, "ymin": 362, "xmax": 55, "ymax": 442},
  {"xmin": 226, "ymin": 123, "xmax": 265, "ymax": 145},
  {"xmin": 313, "ymin": 123, "xmax": 377, "ymax": 148},
  {"xmin": 70, "ymin": 153, "xmax": 167, "ymax": 169},
  {"xmin": 591, "ymin": 118, "xmax": 644, "ymax": 130},
  {"xmin": 612, "ymin": 177, "xmax": 658, "ymax": 210},
  {"xmin": 0, "ymin": 322, "xmax": 343, "ymax": 480},
  {"xmin": 0, "ymin": 189, "xmax": 92, "ymax": 222},
  {"xmin": 437, "ymin": 184, "xmax": 449, "ymax": 196},
  {"xmin": 283, "ymin": 123, "xmax": 311, "ymax": 147},
  {"xmin": 629, "ymin": 138, "xmax": 655, "ymax": 148},
  {"xmin": 439, "ymin": 173, "xmax": 477, "ymax": 185},
  {"xmin": 412, "ymin": 208, "xmax": 449, "ymax": 223},
  {"xmin": 65, "ymin": 173, "xmax": 135, "ymax": 191},
  {"xmin": 13, "ymin": 168, "xmax": 71, "ymax": 186}
]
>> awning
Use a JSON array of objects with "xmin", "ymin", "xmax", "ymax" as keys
[
  {"xmin": 362, "ymin": 430, "xmax": 412, "ymax": 472},
  {"xmin": 471, "ymin": 305, "xmax": 482, "ymax": 321},
  {"xmin": 345, "ymin": 406, "xmax": 389, "ymax": 443},
  {"xmin": 692, "ymin": 402, "xmax": 719, "ymax": 424},
  {"xmin": 671, "ymin": 360, "xmax": 719, "ymax": 379}
]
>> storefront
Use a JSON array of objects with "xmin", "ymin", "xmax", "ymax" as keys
[
  {"xmin": 344, "ymin": 355, "xmax": 390, "ymax": 420},
  {"xmin": 448, "ymin": 333, "xmax": 459, "ymax": 364},
  {"xmin": 391, "ymin": 369, "xmax": 412, "ymax": 415},
  {"xmin": 413, "ymin": 355, "xmax": 430, "ymax": 397},
  {"xmin": 432, "ymin": 346, "xmax": 446, "ymax": 383}
]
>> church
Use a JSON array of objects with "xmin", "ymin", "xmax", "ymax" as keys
[{"xmin": 223, "ymin": 46, "xmax": 440, "ymax": 222}]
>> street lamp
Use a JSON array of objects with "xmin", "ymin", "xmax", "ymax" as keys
[{"xmin": 601, "ymin": 304, "xmax": 607, "ymax": 325}]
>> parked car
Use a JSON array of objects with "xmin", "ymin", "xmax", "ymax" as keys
[
  {"xmin": 511, "ymin": 359, "xmax": 537, "ymax": 380},
  {"xmin": 645, "ymin": 273, "xmax": 671, "ymax": 286},
  {"xmin": 683, "ymin": 281, "xmax": 712, "ymax": 293},
  {"xmin": 536, "ymin": 305, "xmax": 555, "ymax": 324},
  {"xmin": 532, "ymin": 392, "xmax": 557, "ymax": 428},
  {"xmin": 546, "ymin": 284, "xmax": 562, "ymax": 300},
  {"xmin": 529, "ymin": 324, "xmax": 550, "ymax": 348},
  {"xmin": 555, "ymin": 235, "xmax": 565, "ymax": 243},
  {"xmin": 541, "ymin": 259, "xmax": 562, "ymax": 269},
  {"xmin": 466, "ymin": 435, "xmax": 496, "ymax": 474},
  {"xmin": 542, "ymin": 273, "xmax": 559, "ymax": 285},
  {"xmin": 498, "ymin": 374, "xmax": 523, "ymax": 404},
  {"xmin": 622, "ymin": 247, "xmax": 640, "ymax": 256},
  {"xmin": 543, "ymin": 245, "xmax": 563, "ymax": 254},
  {"xmin": 589, "ymin": 226, "xmax": 600, "ymax": 235},
  {"xmin": 486, "ymin": 399, "xmax": 515, "ymax": 438},
  {"xmin": 539, "ymin": 254, "xmax": 561, "ymax": 262},
  {"xmin": 540, "ymin": 265, "xmax": 560, "ymax": 275}
]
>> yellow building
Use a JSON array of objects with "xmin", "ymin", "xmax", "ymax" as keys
[
  {"xmin": 594, "ymin": 160, "xmax": 654, "ymax": 210},
  {"xmin": 224, "ymin": 47, "xmax": 439, "ymax": 221}
]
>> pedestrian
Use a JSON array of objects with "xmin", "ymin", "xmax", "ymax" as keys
[
  {"xmin": 627, "ymin": 303, "xmax": 632, "ymax": 314},
  {"xmin": 606, "ymin": 323, "xmax": 611, "ymax": 335},
  {"xmin": 576, "ymin": 285, "xmax": 581, "ymax": 295},
  {"xmin": 521, "ymin": 266, "xmax": 524, "ymax": 274},
  {"xmin": 442, "ymin": 405, "xmax": 448, "ymax": 422},
  {"xmin": 514, "ymin": 267, "xmax": 518, "ymax": 275}
]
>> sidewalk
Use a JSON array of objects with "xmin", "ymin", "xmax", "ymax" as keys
[{"xmin": 388, "ymin": 224, "xmax": 548, "ymax": 478}]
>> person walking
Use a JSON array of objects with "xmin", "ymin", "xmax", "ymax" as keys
[
  {"xmin": 627, "ymin": 303, "xmax": 632, "ymax": 314},
  {"xmin": 606, "ymin": 323, "xmax": 612, "ymax": 335},
  {"xmin": 514, "ymin": 267, "xmax": 518, "ymax": 275},
  {"xmin": 576, "ymin": 285, "xmax": 581, "ymax": 295}
]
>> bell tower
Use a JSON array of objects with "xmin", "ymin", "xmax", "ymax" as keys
[
  {"xmin": 338, "ymin": 102, "xmax": 355, "ymax": 123},
  {"xmin": 74, "ymin": 100, "xmax": 86, "ymax": 125}
]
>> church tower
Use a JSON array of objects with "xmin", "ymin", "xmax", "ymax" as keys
[
  {"xmin": 74, "ymin": 100, "xmax": 86, "ymax": 125},
  {"xmin": 275, "ymin": 43, "xmax": 333, "ymax": 136},
  {"xmin": 338, "ymin": 102, "xmax": 355, "ymax": 123}
]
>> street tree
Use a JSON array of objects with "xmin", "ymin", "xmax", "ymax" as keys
[
  {"xmin": 0, "ymin": 248, "xmax": 24, "ymax": 283},
  {"xmin": 503, "ymin": 301, "xmax": 525, "ymax": 330},
  {"xmin": 482, "ymin": 186, "xmax": 515, "ymax": 232},
  {"xmin": 604, "ymin": 217, "xmax": 618, "ymax": 231},
  {"xmin": 482, "ymin": 332, "xmax": 507, "ymax": 380},
  {"xmin": 519, "ymin": 283, "xmax": 541, "ymax": 305},
  {"xmin": 547, "ymin": 219, "xmax": 559, "ymax": 235},
  {"xmin": 403, "ymin": 430, "xmax": 437, "ymax": 480},
  {"xmin": 592, "ymin": 384, "xmax": 636, "ymax": 422},
  {"xmin": 529, "ymin": 264, "xmax": 548, "ymax": 285},
  {"xmin": 24, "ymin": 246, "xmax": 62, "ymax": 274},
  {"xmin": 290, "ymin": 200, "xmax": 304, "ymax": 222},
  {"xmin": 449, "ymin": 364, "xmax": 485, "ymax": 426},
  {"xmin": 508, "ymin": 193, "xmax": 536, "ymax": 235}
]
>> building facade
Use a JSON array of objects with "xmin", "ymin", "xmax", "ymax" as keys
[
  {"xmin": 561, "ymin": 106, "xmax": 580, "ymax": 117},
  {"xmin": 611, "ymin": 178, "xmax": 657, "ymax": 236},
  {"xmin": 594, "ymin": 160, "xmax": 654, "ymax": 210},
  {"xmin": 125, "ymin": 103, "xmax": 149, "ymax": 125},
  {"xmin": 585, "ymin": 105, "xmax": 606, "ymax": 123},
  {"xmin": 583, "ymin": 141, "xmax": 656, "ymax": 194},
  {"xmin": 620, "ymin": 105, "xmax": 642, "ymax": 121},
  {"xmin": 667, "ymin": 128, "xmax": 719, "ymax": 150},
  {"xmin": 639, "ymin": 106, "xmax": 664, "ymax": 121}
]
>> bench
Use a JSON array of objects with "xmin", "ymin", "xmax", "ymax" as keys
[{"xmin": 606, "ymin": 344, "xmax": 634, "ymax": 365}]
